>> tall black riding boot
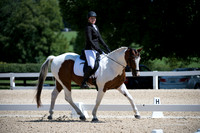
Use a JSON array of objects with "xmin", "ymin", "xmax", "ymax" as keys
[{"xmin": 81, "ymin": 66, "xmax": 93, "ymax": 89}]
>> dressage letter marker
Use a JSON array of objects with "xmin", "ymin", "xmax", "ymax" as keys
[
  {"xmin": 152, "ymin": 97, "xmax": 164, "ymax": 118},
  {"xmin": 151, "ymin": 129, "xmax": 163, "ymax": 133},
  {"xmin": 155, "ymin": 98, "xmax": 160, "ymax": 104}
]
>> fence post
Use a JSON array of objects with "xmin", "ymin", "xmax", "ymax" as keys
[
  {"xmin": 153, "ymin": 71, "xmax": 158, "ymax": 90},
  {"xmin": 10, "ymin": 73, "xmax": 15, "ymax": 90}
]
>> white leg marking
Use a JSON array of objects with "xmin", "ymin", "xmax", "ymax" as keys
[
  {"xmin": 92, "ymin": 90, "xmax": 105, "ymax": 121},
  {"xmin": 48, "ymin": 87, "xmax": 59, "ymax": 119},
  {"xmin": 118, "ymin": 84, "xmax": 140, "ymax": 116}
]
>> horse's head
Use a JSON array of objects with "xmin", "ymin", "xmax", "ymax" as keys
[{"xmin": 125, "ymin": 48, "xmax": 142, "ymax": 77}]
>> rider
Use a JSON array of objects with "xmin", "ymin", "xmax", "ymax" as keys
[{"xmin": 81, "ymin": 11, "xmax": 111, "ymax": 89}]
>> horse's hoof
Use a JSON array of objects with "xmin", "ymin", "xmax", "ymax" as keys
[
  {"xmin": 47, "ymin": 115, "xmax": 52, "ymax": 120},
  {"xmin": 134, "ymin": 115, "xmax": 141, "ymax": 119},
  {"xmin": 92, "ymin": 118, "xmax": 99, "ymax": 122},
  {"xmin": 79, "ymin": 116, "xmax": 86, "ymax": 121}
]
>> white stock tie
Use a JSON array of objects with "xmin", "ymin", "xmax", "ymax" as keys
[{"xmin": 93, "ymin": 25, "xmax": 98, "ymax": 31}]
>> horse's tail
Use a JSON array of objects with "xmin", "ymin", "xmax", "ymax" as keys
[{"xmin": 36, "ymin": 55, "xmax": 55, "ymax": 108}]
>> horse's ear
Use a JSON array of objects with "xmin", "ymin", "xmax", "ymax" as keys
[{"xmin": 137, "ymin": 48, "xmax": 143, "ymax": 53}]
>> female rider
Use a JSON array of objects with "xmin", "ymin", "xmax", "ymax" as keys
[{"xmin": 81, "ymin": 11, "xmax": 111, "ymax": 89}]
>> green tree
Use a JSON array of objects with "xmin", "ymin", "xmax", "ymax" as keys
[
  {"xmin": 59, "ymin": 0, "xmax": 200, "ymax": 59},
  {"xmin": 0, "ymin": 0, "xmax": 67, "ymax": 63}
]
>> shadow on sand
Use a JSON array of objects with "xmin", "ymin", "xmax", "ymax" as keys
[{"xmin": 20, "ymin": 114, "xmax": 105, "ymax": 123}]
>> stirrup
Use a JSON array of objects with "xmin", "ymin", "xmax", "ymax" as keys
[{"xmin": 81, "ymin": 83, "xmax": 89, "ymax": 89}]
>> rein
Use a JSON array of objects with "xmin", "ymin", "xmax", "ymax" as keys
[
  {"xmin": 103, "ymin": 54, "xmax": 126, "ymax": 68},
  {"xmin": 102, "ymin": 48, "xmax": 136, "ymax": 69},
  {"xmin": 98, "ymin": 48, "xmax": 140, "ymax": 75}
]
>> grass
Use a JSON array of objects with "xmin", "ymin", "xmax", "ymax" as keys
[
  {"xmin": 143, "ymin": 57, "xmax": 200, "ymax": 71},
  {"xmin": 0, "ymin": 79, "xmax": 54, "ymax": 89},
  {"xmin": 0, "ymin": 79, "xmax": 89, "ymax": 90},
  {"xmin": 61, "ymin": 31, "xmax": 77, "ymax": 52},
  {"xmin": 61, "ymin": 31, "xmax": 77, "ymax": 41}
]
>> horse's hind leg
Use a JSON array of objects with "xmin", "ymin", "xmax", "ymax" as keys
[
  {"xmin": 63, "ymin": 87, "xmax": 86, "ymax": 121},
  {"xmin": 117, "ymin": 83, "xmax": 141, "ymax": 119},
  {"xmin": 48, "ymin": 80, "xmax": 62, "ymax": 120}
]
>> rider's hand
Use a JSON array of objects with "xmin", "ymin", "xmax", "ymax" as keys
[
  {"xmin": 98, "ymin": 49, "xmax": 103, "ymax": 54},
  {"xmin": 106, "ymin": 47, "xmax": 111, "ymax": 53}
]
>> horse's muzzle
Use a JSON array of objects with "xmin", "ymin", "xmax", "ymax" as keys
[{"xmin": 132, "ymin": 70, "xmax": 140, "ymax": 77}]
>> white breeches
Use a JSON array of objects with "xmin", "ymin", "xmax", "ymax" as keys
[{"xmin": 84, "ymin": 50, "xmax": 97, "ymax": 69}]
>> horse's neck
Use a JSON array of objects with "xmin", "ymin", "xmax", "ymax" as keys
[
  {"xmin": 109, "ymin": 47, "xmax": 127, "ymax": 65},
  {"xmin": 106, "ymin": 47, "xmax": 127, "ymax": 70}
]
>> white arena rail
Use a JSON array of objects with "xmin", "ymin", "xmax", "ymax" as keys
[
  {"xmin": 0, "ymin": 71, "xmax": 200, "ymax": 89},
  {"xmin": 126, "ymin": 71, "xmax": 200, "ymax": 89},
  {"xmin": 1, "ymin": 103, "xmax": 200, "ymax": 119},
  {"xmin": 0, "ymin": 73, "xmax": 54, "ymax": 90},
  {"xmin": 0, "ymin": 104, "xmax": 200, "ymax": 112}
]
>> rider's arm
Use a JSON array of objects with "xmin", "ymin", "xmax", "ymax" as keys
[
  {"xmin": 98, "ymin": 33, "xmax": 111, "ymax": 53},
  {"xmin": 96, "ymin": 27, "xmax": 111, "ymax": 53}
]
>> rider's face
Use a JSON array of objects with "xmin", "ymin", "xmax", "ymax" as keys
[{"xmin": 88, "ymin": 17, "xmax": 96, "ymax": 24}]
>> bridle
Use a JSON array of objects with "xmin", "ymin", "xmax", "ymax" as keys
[{"xmin": 127, "ymin": 48, "xmax": 140, "ymax": 74}]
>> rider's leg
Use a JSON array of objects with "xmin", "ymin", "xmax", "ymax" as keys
[
  {"xmin": 81, "ymin": 50, "xmax": 96, "ymax": 89},
  {"xmin": 81, "ymin": 66, "xmax": 93, "ymax": 88},
  {"xmin": 84, "ymin": 50, "xmax": 97, "ymax": 69}
]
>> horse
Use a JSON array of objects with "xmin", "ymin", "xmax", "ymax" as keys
[{"xmin": 36, "ymin": 47, "xmax": 142, "ymax": 122}]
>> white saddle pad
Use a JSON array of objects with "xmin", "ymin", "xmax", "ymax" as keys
[{"xmin": 73, "ymin": 56, "xmax": 99, "ymax": 77}]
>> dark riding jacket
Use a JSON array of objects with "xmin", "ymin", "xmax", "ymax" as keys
[{"xmin": 85, "ymin": 23, "xmax": 110, "ymax": 54}]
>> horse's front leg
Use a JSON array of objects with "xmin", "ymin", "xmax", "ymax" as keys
[
  {"xmin": 92, "ymin": 90, "xmax": 105, "ymax": 122},
  {"xmin": 117, "ymin": 83, "xmax": 141, "ymax": 119}
]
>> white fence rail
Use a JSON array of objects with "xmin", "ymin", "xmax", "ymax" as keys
[
  {"xmin": 127, "ymin": 71, "xmax": 200, "ymax": 89},
  {"xmin": 1, "ymin": 104, "xmax": 200, "ymax": 112},
  {"xmin": 0, "ymin": 71, "xmax": 200, "ymax": 89},
  {"xmin": 0, "ymin": 73, "xmax": 54, "ymax": 90}
]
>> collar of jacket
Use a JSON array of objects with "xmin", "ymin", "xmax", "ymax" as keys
[{"xmin": 88, "ymin": 23, "xmax": 98, "ymax": 32}]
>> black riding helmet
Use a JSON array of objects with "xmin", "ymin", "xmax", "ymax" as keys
[{"xmin": 87, "ymin": 11, "xmax": 97, "ymax": 19}]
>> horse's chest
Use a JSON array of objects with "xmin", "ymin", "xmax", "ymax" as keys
[{"xmin": 103, "ymin": 70, "xmax": 126, "ymax": 92}]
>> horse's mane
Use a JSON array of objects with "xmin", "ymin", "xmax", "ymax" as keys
[{"xmin": 108, "ymin": 47, "xmax": 128, "ymax": 56}]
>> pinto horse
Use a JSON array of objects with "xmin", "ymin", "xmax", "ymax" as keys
[{"xmin": 36, "ymin": 47, "xmax": 142, "ymax": 121}]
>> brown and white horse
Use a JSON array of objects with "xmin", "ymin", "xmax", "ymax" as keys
[{"xmin": 36, "ymin": 47, "xmax": 142, "ymax": 121}]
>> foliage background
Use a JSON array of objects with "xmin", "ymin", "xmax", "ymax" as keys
[
  {"xmin": 59, "ymin": 0, "xmax": 200, "ymax": 59},
  {"xmin": 0, "ymin": 0, "xmax": 199, "ymax": 71},
  {"xmin": 0, "ymin": 0, "xmax": 68, "ymax": 63}
]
